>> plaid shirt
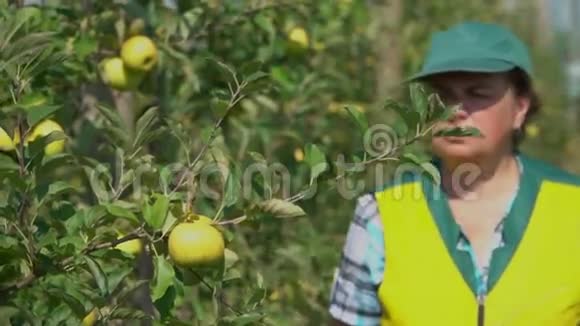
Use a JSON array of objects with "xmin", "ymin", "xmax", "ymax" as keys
[{"xmin": 328, "ymin": 159, "xmax": 522, "ymax": 325}]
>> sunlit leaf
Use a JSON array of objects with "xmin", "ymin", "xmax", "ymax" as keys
[
  {"xmin": 144, "ymin": 193, "xmax": 169, "ymax": 230},
  {"xmin": 257, "ymin": 199, "xmax": 306, "ymax": 218}
]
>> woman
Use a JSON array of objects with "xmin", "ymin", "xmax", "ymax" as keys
[{"xmin": 329, "ymin": 22, "xmax": 580, "ymax": 326}]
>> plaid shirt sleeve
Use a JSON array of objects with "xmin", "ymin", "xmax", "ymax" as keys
[{"xmin": 329, "ymin": 193, "xmax": 385, "ymax": 325}]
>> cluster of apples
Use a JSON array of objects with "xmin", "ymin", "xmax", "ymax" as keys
[{"xmin": 99, "ymin": 35, "xmax": 158, "ymax": 91}]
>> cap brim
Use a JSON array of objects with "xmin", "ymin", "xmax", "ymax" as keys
[{"xmin": 405, "ymin": 58, "xmax": 516, "ymax": 83}]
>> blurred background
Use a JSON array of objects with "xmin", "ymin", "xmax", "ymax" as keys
[{"xmin": 8, "ymin": 0, "xmax": 580, "ymax": 324}]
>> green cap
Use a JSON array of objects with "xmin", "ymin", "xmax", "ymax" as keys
[{"xmin": 408, "ymin": 22, "xmax": 533, "ymax": 81}]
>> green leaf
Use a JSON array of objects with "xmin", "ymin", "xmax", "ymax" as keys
[
  {"xmin": 40, "ymin": 152, "xmax": 73, "ymax": 169},
  {"xmin": 26, "ymin": 105, "xmax": 61, "ymax": 127},
  {"xmin": 254, "ymin": 13, "xmax": 274, "ymax": 34},
  {"xmin": 44, "ymin": 303, "xmax": 72, "ymax": 325},
  {"xmin": 85, "ymin": 170, "xmax": 111, "ymax": 204},
  {"xmin": 133, "ymin": 106, "xmax": 159, "ymax": 150},
  {"xmin": 211, "ymin": 98, "xmax": 230, "ymax": 115},
  {"xmin": 108, "ymin": 266, "xmax": 135, "ymax": 298},
  {"xmin": 161, "ymin": 211, "xmax": 178, "ymax": 238},
  {"xmin": 97, "ymin": 104, "xmax": 125, "ymax": 129},
  {"xmin": 109, "ymin": 307, "xmax": 150, "ymax": 321},
  {"xmin": 400, "ymin": 152, "xmax": 427, "ymax": 166},
  {"xmin": 115, "ymin": 280, "xmax": 150, "ymax": 306},
  {"xmin": 0, "ymin": 235, "xmax": 20, "ymax": 248},
  {"xmin": 28, "ymin": 130, "xmax": 67, "ymax": 160},
  {"xmin": 83, "ymin": 256, "xmax": 109, "ymax": 297},
  {"xmin": 201, "ymin": 126, "xmax": 221, "ymax": 144},
  {"xmin": 420, "ymin": 162, "xmax": 441, "ymax": 187},
  {"xmin": 384, "ymin": 99, "xmax": 421, "ymax": 133},
  {"xmin": 224, "ymin": 248, "xmax": 239, "ymax": 270},
  {"xmin": 0, "ymin": 235, "xmax": 24, "ymax": 261},
  {"xmin": 0, "ymin": 306, "xmax": 20, "ymax": 325},
  {"xmin": 154, "ymin": 285, "xmax": 176, "ymax": 319},
  {"xmin": 245, "ymin": 71, "xmax": 269, "ymax": 84},
  {"xmin": 151, "ymin": 255, "xmax": 175, "ymax": 302},
  {"xmin": 240, "ymin": 60, "xmax": 264, "ymax": 78},
  {"xmin": 210, "ymin": 89, "xmax": 230, "ymax": 101},
  {"xmin": 345, "ymin": 105, "xmax": 368, "ymax": 133},
  {"xmin": 246, "ymin": 285, "xmax": 267, "ymax": 308},
  {"xmin": 220, "ymin": 313, "xmax": 264, "ymax": 326},
  {"xmin": 304, "ymin": 143, "xmax": 328, "ymax": 184},
  {"xmin": 223, "ymin": 268, "xmax": 242, "ymax": 284},
  {"xmin": 144, "ymin": 193, "xmax": 169, "ymax": 230},
  {"xmin": 0, "ymin": 153, "xmax": 19, "ymax": 171},
  {"xmin": 223, "ymin": 164, "xmax": 240, "ymax": 207},
  {"xmin": 159, "ymin": 165, "xmax": 173, "ymax": 194},
  {"xmin": 74, "ymin": 36, "xmax": 97, "ymax": 60},
  {"xmin": 409, "ymin": 83, "xmax": 428, "ymax": 118},
  {"xmin": 37, "ymin": 181, "xmax": 76, "ymax": 202},
  {"xmin": 106, "ymin": 203, "xmax": 139, "ymax": 223},
  {"xmin": 248, "ymin": 151, "xmax": 266, "ymax": 163},
  {"xmin": 45, "ymin": 288, "xmax": 86, "ymax": 318},
  {"xmin": 433, "ymin": 126, "xmax": 482, "ymax": 138},
  {"xmin": 270, "ymin": 66, "xmax": 295, "ymax": 93},
  {"xmin": 19, "ymin": 93, "xmax": 48, "ymax": 109},
  {"xmin": 257, "ymin": 199, "xmax": 306, "ymax": 218}
]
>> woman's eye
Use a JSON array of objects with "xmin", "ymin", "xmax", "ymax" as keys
[{"xmin": 470, "ymin": 91, "xmax": 488, "ymax": 98}]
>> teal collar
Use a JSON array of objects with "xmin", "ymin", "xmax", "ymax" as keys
[{"xmin": 422, "ymin": 154, "xmax": 541, "ymax": 296}]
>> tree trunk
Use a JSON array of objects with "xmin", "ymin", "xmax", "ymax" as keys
[
  {"xmin": 534, "ymin": 0, "xmax": 553, "ymax": 49},
  {"xmin": 370, "ymin": 0, "xmax": 403, "ymax": 102}
]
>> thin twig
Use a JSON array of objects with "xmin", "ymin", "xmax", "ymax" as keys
[
  {"xmin": 0, "ymin": 225, "xmax": 147, "ymax": 295},
  {"xmin": 191, "ymin": 271, "xmax": 242, "ymax": 315}
]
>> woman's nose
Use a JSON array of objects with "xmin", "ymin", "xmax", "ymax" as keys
[{"xmin": 447, "ymin": 103, "xmax": 469, "ymax": 122}]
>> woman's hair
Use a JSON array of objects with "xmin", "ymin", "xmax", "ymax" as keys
[{"xmin": 506, "ymin": 67, "xmax": 541, "ymax": 149}]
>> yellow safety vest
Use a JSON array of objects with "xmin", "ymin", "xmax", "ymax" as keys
[{"xmin": 374, "ymin": 179, "xmax": 580, "ymax": 326}]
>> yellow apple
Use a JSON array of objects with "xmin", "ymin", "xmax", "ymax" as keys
[
  {"xmin": 128, "ymin": 18, "xmax": 146, "ymax": 37},
  {"xmin": 168, "ymin": 215, "xmax": 225, "ymax": 268},
  {"xmin": 526, "ymin": 123, "xmax": 540, "ymax": 139},
  {"xmin": 0, "ymin": 127, "xmax": 15, "ymax": 152},
  {"xmin": 293, "ymin": 147, "xmax": 304, "ymax": 162},
  {"xmin": 99, "ymin": 57, "xmax": 144, "ymax": 91},
  {"xmin": 114, "ymin": 233, "xmax": 143, "ymax": 256},
  {"xmin": 120, "ymin": 35, "xmax": 158, "ymax": 71},
  {"xmin": 81, "ymin": 308, "xmax": 98, "ymax": 326},
  {"xmin": 28, "ymin": 120, "xmax": 66, "ymax": 156},
  {"xmin": 287, "ymin": 27, "xmax": 309, "ymax": 56}
]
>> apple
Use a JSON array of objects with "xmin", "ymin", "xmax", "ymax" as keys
[
  {"xmin": 120, "ymin": 35, "xmax": 158, "ymax": 71},
  {"xmin": 99, "ymin": 57, "xmax": 144, "ymax": 91}
]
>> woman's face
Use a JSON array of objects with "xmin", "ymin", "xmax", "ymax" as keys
[{"xmin": 426, "ymin": 71, "xmax": 530, "ymax": 162}]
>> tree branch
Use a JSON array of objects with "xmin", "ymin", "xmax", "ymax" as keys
[
  {"xmin": 169, "ymin": 77, "xmax": 246, "ymax": 198},
  {"xmin": 217, "ymin": 124, "xmax": 436, "ymax": 226},
  {"xmin": 190, "ymin": 1, "xmax": 311, "ymax": 40}
]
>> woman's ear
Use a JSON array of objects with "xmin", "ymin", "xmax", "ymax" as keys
[{"xmin": 513, "ymin": 94, "xmax": 530, "ymax": 129}]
